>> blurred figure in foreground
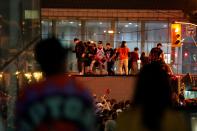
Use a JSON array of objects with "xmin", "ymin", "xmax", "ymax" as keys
[
  {"xmin": 181, "ymin": 73, "xmax": 193, "ymax": 91},
  {"xmin": 16, "ymin": 37, "xmax": 96, "ymax": 131},
  {"xmin": 116, "ymin": 62, "xmax": 190, "ymax": 131}
]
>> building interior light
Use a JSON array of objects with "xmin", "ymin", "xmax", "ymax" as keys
[
  {"xmin": 33, "ymin": 72, "xmax": 43, "ymax": 81},
  {"xmin": 108, "ymin": 30, "xmax": 114, "ymax": 34},
  {"xmin": 125, "ymin": 25, "xmax": 128, "ymax": 27},
  {"xmin": 15, "ymin": 71, "xmax": 20, "ymax": 75},
  {"xmin": 129, "ymin": 23, "xmax": 132, "ymax": 25},
  {"xmin": 163, "ymin": 24, "xmax": 167, "ymax": 27},
  {"xmin": 24, "ymin": 73, "xmax": 32, "ymax": 80},
  {"xmin": 0, "ymin": 72, "xmax": 3, "ymax": 80}
]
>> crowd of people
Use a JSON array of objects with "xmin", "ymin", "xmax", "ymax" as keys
[
  {"xmin": 14, "ymin": 37, "xmax": 191, "ymax": 131},
  {"xmin": 93, "ymin": 94, "xmax": 131, "ymax": 131},
  {"xmin": 74, "ymin": 38, "xmax": 173, "ymax": 76}
]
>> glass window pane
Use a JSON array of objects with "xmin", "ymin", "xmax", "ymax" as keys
[
  {"xmin": 55, "ymin": 20, "xmax": 81, "ymax": 72},
  {"xmin": 41, "ymin": 20, "xmax": 52, "ymax": 39},
  {"xmin": 115, "ymin": 21, "xmax": 141, "ymax": 51},
  {"xmin": 85, "ymin": 21, "xmax": 111, "ymax": 43},
  {"xmin": 145, "ymin": 22, "xmax": 169, "ymax": 54}
]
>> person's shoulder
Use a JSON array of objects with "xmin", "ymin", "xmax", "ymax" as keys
[
  {"xmin": 164, "ymin": 109, "xmax": 188, "ymax": 120},
  {"xmin": 17, "ymin": 80, "xmax": 47, "ymax": 104},
  {"xmin": 151, "ymin": 47, "xmax": 157, "ymax": 51},
  {"xmin": 117, "ymin": 108, "xmax": 140, "ymax": 120},
  {"xmin": 162, "ymin": 109, "xmax": 190, "ymax": 131},
  {"xmin": 130, "ymin": 51, "xmax": 135, "ymax": 55},
  {"xmin": 116, "ymin": 108, "xmax": 141, "ymax": 131}
]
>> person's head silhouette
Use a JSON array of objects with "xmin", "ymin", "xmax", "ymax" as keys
[
  {"xmin": 133, "ymin": 62, "xmax": 172, "ymax": 130},
  {"xmin": 17, "ymin": 37, "xmax": 96, "ymax": 131},
  {"xmin": 134, "ymin": 62, "xmax": 172, "ymax": 107},
  {"xmin": 34, "ymin": 37, "xmax": 67, "ymax": 76}
]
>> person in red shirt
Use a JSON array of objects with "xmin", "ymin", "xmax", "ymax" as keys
[
  {"xmin": 117, "ymin": 41, "xmax": 130, "ymax": 75},
  {"xmin": 129, "ymin": 47, "xmax": 139, "ymax": 75}
]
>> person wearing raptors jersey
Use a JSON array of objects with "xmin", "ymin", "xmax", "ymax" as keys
[
  {"xmin": 15, "ymin": 38, "xmax": 96, "ymax": 131},
  {"xmin": 89, "ymin": 41, "xmax": 106, "ymax": 75}
]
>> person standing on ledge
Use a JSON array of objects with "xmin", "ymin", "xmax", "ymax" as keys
[
  {"xmin": 129, "ymin": 47, "xmax": 139, "ymax": 75},
  {"xmin": 149, "ymin": 43, "xmax": 164, "ymax": 63},
  {"xmin": 117, "ymin": 41, "xmax": 130, "ymax": 75},
  {"xmin": 74, "ymin": 38, "xmax": 86, "ymax": 75}
]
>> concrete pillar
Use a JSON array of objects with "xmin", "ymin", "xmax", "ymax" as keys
[
  {"xmin": 9, "ymin": 0, "xmax": 22, "ymax": 48},
  {"xmin": 52, "ymin": 20, "xmax": 56, "ymax": 37},
  {"xmin": 177, "ymin": 47, "xmax": 182, "ymax": 73},
  {"xmin": 81, "ymin": 20, "xmax": 85, "ymax": 41},
  {"xmin": 110, "ymin": 21, "xmax": 115, "ymax": 48},
  {"xmin": 141, "ymin": 21, "xmax": 145, "ymax": 53}
]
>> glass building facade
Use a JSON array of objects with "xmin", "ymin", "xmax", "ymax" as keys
[{"xmin": 41, "ymin": 9, "xmax": 197, "ymax": 74}]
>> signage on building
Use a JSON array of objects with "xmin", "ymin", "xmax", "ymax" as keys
[
  {"xmin": 186, "ymin": 25, "xmax": 196, "ymax": 37},
  {"xmin": 25, "ymin": 10, "xmax": 39, "ymax": 19}
]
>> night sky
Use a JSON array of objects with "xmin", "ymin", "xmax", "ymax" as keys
[{"xmin": 41, "ymin": 0, "xmax": 197, "ymax": 10}]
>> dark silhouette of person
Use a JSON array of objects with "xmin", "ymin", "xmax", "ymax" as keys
[
  {"xmin": 128, "ymin": 47, "xmax": 139, "ymax": 75},
  {"xmin": 74, "ymin": 38, "xmax": 86, "ymax": 75},
  {"xmin": 116, "ymin": 62, "xmax": 190, "ymax": 131},
  {"xmin": 149, "ymin": 43, "xmax": 164, "ymax": 63},
  {"xmin": 16, "ymin": 37, "xmax": 96, "ymax": 131},
  {"xmin": 182, "ymin": 73, "xmax": 193, "ymax": 91},
  {"xmin": 140, "ymin": 52, "xmax": 149, "ymax": 68}
]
